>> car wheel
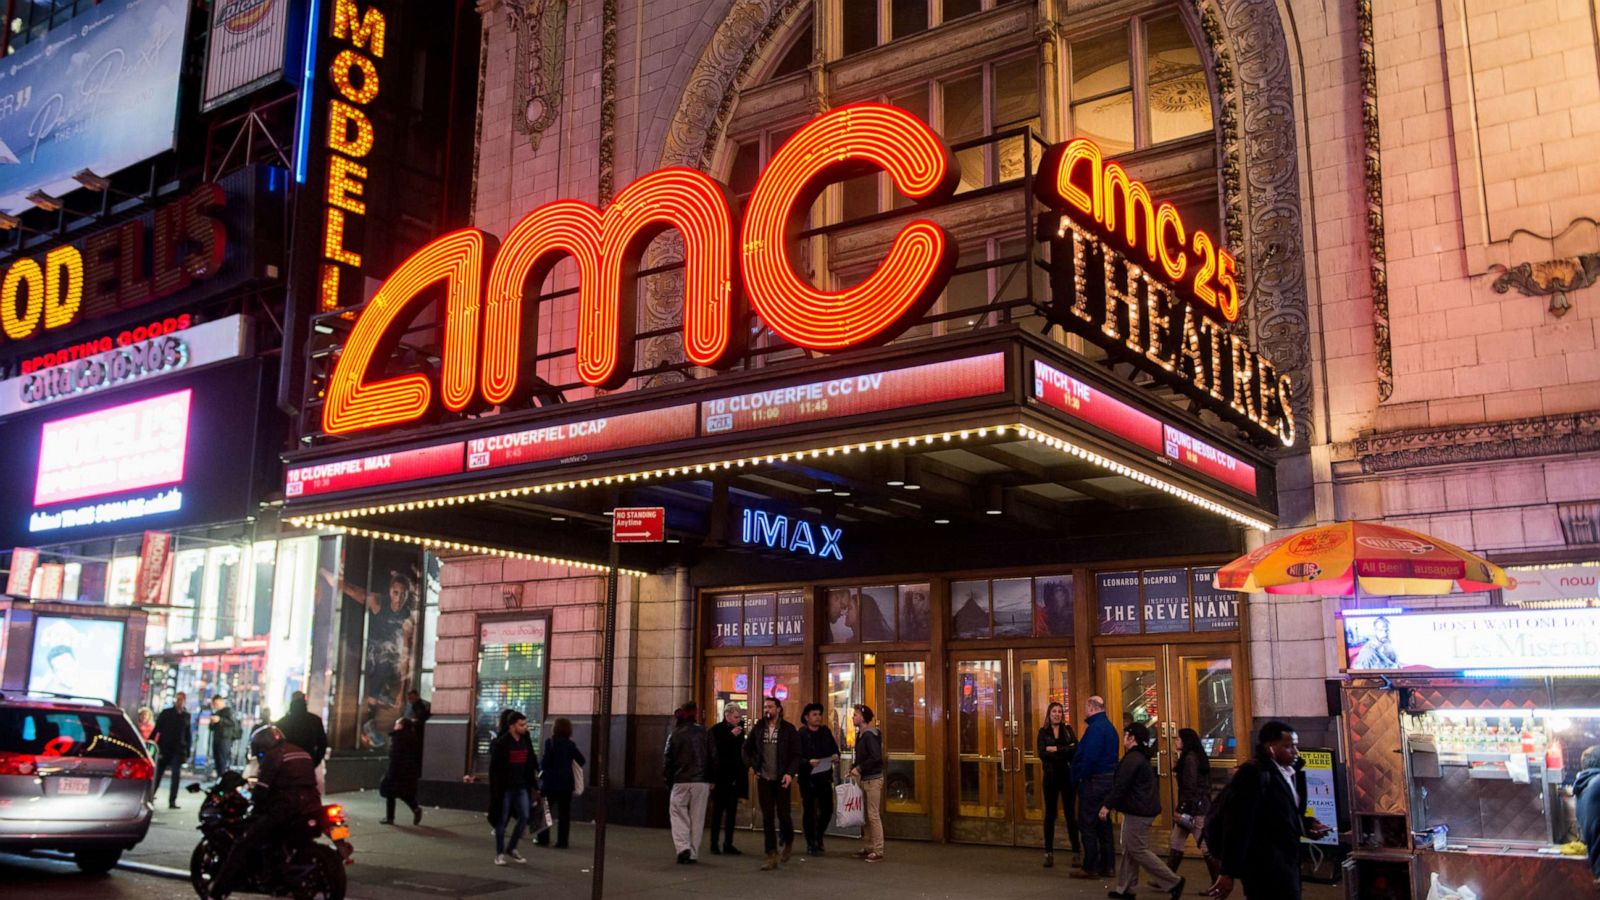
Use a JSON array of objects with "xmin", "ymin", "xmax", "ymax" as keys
[{"xmin": 73, "ymin": 847, "xmax": 122, "ymax": 875}]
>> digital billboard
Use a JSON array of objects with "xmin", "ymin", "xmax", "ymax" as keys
[
  {"xmin": 0, "ymin": 0, "xmax": 192, "ymax": 214},
  {"xmin": 28, "ymin": 615, "xmax": 126, "ymax": 703},
  {"xmin": 0, "ymin": 361, "xmax": 264, "ymax": 546}
]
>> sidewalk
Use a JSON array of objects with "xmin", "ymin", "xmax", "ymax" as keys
[{"xmin": 127, "ymin": 791, "xmax": 1345, "ymax": 899}]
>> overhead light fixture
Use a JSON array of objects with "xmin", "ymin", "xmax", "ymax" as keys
[
  {"xmin": 934, "ymin": 518, "xmax": 950, "ymax": 525},
  {"xmin": 26, "ymin": 190, "xmax": 61, "ymax": 212},
  {"xmin": 602, "ymin": 510, "xmax": 615, "ymax": 516},
  {"xmin": 886, "ymin": 479, "xmax": 905, "ymax": 487},
  {"xmin": 666, "ymin": 538, "xmax": 680, "ymax": 544},
  {"xmin": 985, "ymin": 485, "xmax": 1005, "ymax": 516},
  {"xmin": 903, "ymin": 483, "xmax": 921, "ymax": 491},
  {"xmin": 815, "ymin": 486, "xmax": 833, "ymax": 494},
  {"xmin": 312, "ymin": 323, "xmax": 335, "ymax": 335},
  {"xmin": 834, "ymin": 491, "xmax": 851, "ymax": 498},
  {"xmin": 550, "ymin": 516, "xmax": 566, "ymax": 522},
  {"xmin": 72, "ymin": 169, "xmax": 110, "ymax": 192}
]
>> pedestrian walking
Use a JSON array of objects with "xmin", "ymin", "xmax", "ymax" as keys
[
  {"xmin": 707, "ymin": 704, "xmax": 748, "ymax": 855},
  {"xmin": 1170, "ymin": 727, "xmax": 1219, "ymax": 884},
  {"xmin": 535, "ymin": 717, "xmax": 585, "ymax": 849},
  {"xmin": 1206, "ymin": 720, "xmax": 1331, "ymax": 899},
  {"xmin": 276, "ymin": 691, "xmax": 330, "ymax": 793},
  {"xmin": 1576, "ymin": 745, "xmax": 1600, "ymax": 884},
  {"xmin": 208, "ymin": 695, "xmax": 241, "ymax": 777},
  {"xmin": 152, "ymin": 692, "xmax": 191, "ymax": 809},
  {"xmin": 488, "ymin": 710, "xmax": 540, "ymax": 866},
  {"xmin": 741, "ymin": 696, "xmax": 801, "ymax": 870},
  {"xmin": 1099, "ymin": 722, "xmax": 1183, "ymax": 900},
  {"xmin": 797, "ymin": 702, "xmax": 841, "ymax": 855},
  {"xmin": 380, "ymin": 717, "xmax": 424, "ymax": 825},
  {"xmin": 1070, "ymin": 695, "xmax": 1118, "ymax": 880},
  {"xmin": 849, "ymin": 703, "xmax": 885, "ymax": 863},
  {"xmin": 1037, "ymin": 700, "xmax": 1080, "ymax": 868},
  {"xmin": 664, "ymin": 702, "xmax": 717, "ymax": 864}
]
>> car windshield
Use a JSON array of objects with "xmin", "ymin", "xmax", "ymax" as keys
[{"xmin": 0, "ymin": 708, "xmax": 145, "ymax": 759}]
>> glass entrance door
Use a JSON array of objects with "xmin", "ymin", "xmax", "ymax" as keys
[
  {"xmin": 1098, "ymin": 645, "xmax": 1241, "ymax": 836},
  {"xmin": 948, "ymin": 651, "xmax": 1074, "ymax": 845}
]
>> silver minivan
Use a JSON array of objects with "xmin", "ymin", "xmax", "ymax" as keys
[{"xmin": 0, "ymin": 692, "xmax": 153, "ymax": 873}]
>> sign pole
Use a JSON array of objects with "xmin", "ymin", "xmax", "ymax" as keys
[{"xmin": 591, "ymin": 537, "xmax": 619, "ymax": 900}]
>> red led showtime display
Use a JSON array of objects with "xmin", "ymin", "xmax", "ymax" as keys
[
  {"xmin": 465, "ymin": 404, "xmax": 698, "ymax": 472},
  {"xmin": 285, "ymin": 441, "xmax": 466, "ymax": 498},
  {"xmin": 741, "ymin": 103, "xmax": 957, "ymax": 351},
  {"xmin": 1032, "ymin": 360, "xmax": 1257, "ymax": 496},
  {"xmin": 34, "ymin": 390, "xmax": 191, "ymax": 506},
  {"xmin": 703, "ymin": 353, "xmax": 1005, "ymax": 436}
]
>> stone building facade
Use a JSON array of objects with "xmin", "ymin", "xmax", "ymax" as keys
[{"xmin": 419, "ymin": 0, "xmax": 1600, "ymax": 819}]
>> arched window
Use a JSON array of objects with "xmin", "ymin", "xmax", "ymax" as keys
[{"xmin": 1068, "ymin": 11, "xmax": 1215, "ymax": 153}]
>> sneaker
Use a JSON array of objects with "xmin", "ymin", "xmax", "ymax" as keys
[
  {"xmin": 677, "ymin": 850, "xmax": 692, "ymax": 865},
  {"xmin": 494, "ymin": 854, "xmax": 508, "ymax": 866},
  {"xmin": 379, "ymin": 818, "xmax": 394, "ymax": 825},
  {"xmin": 864, "ymin": 852, "xmax": 884, "ymax": 863},
  {"xmin": 1043, "ymin": 852, "xmax": 1054, "ymax": 868},
  {"xmin": 507, "ymin": 850, "xmax": 528, "ymax": 864},
  {"xmin": 779, "ymin": 841, "xmax": 792, "ymax": 863}
]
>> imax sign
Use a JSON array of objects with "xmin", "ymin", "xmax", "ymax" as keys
[{"xmin": 739, "ymin": 508, "xmax": 843, "ymax": 560}]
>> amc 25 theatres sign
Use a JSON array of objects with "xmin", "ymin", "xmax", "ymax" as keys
[{"xmin": 322, "ymin": 103, "xmax": 1294, "ymax": 446}]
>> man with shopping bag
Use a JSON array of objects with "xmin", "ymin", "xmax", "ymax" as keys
[{"xmin": 848, "ymin": 704, "xmax": 885, "ymax": 863}]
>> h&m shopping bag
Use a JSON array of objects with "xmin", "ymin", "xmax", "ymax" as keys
[{"xmin": 834, "ymin": 781, "xmax": 865, "ymax": 828}]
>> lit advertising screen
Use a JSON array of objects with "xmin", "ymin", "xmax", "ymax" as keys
[
  {"xmin": 34, "ymin": 390, "xmax": 191, "ymax": 506},
  {"xmin": 0, "ymin": 0, "xmax": 191, "ymax": 214},
  {"xmin": 0, "ymin": 361, "xmax": 265, "ymax": 546},
  {"xmin": 28, "ymin": 616, "xmax": 126, "ymax": 703}
]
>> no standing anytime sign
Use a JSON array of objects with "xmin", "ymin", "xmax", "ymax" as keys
[{"xmin": 611, "ymin": 507, "xmax": 665, "ymax": 543}]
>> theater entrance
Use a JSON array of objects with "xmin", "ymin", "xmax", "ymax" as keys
[{"xmin": 947, "ymin": 650, "xmax": 1074, "ymax": 845}]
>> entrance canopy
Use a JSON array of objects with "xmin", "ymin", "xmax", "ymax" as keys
[{"xmin": 281, "ymin": 331, "xmax": 1277, "ymax": 574}]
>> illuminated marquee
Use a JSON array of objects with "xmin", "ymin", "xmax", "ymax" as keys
[
  {"xmin": 1036, "ymin": 139, "xmax": 1293, "ymax": 446},
  {"xmin": 322, "ymin": 105, "xmax": 1292, "ymax": 447},
  {"xmin": 317, "ymin": 0, "xmax": 385, "ymax": 311}
]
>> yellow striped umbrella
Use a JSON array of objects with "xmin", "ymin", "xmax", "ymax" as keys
[{"xmin": 1214, "ymin": 521, "xmax": 1509, "ymax": 596}]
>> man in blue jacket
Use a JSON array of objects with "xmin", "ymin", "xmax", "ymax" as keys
[{"xmin": 1070, "ymin": 695, "xmax": 1119, "ymax": 880}]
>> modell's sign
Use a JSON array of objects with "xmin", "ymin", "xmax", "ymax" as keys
[
  {"xmin": 0, "ymin": 184, "xmax": 226, "ymax": 346},
  {"xmin": 320, "ymin": 103, "xmax": 1293, "ymax": 445}
]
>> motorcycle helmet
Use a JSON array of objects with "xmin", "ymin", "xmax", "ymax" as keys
[{"xmin": 250, "ymin": 725, "xmax": 284, "ymax": 757}]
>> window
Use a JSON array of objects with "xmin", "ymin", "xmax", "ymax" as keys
[
  {"xmin": 841, "ymin": 0, "xmax": 1025, "ymax": 56},
  {"xmin": 6, "ymin": 0, "xmax": 99, "ymax": 55},
  {"xmin": 471, "ymin": 616, "xmax": 549, "ymax": 777},
  {"xmin": 1069, "ymin": 13, "xmax": 1213, "ymax": 153},
  {"xmin": 770, "ymin": 22, "xmax": 814, "ymax": 79}
]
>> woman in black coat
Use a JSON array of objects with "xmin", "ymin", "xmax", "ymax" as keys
[
  {"xmin": 535, "ymin": 717, "xmax": 585, "ymax": 849},
  {"xmin": 1036, "ymin": 701, "xmax": 1080, "ymax": 867},
  {"xmin": 380, "ymin": 717, "xmax": 424, "ymax": 825}
]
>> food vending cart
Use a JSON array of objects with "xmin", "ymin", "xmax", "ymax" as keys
[{"xmin": 1339, "ymin": 606, "xmax": 1600, "ymax": 897}]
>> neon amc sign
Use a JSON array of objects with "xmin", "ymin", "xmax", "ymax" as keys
[{"xmin": 323, "ymin": 103, "xmax": 1292, "ymax": 445}]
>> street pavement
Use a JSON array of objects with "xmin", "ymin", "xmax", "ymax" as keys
[{"xmin": 4, "ymin": 791, "xmax": 1348, "ymax": 898}]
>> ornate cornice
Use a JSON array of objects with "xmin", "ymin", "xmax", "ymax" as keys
[
  {"xmin": 599, "ymin": 0, "xmax": 618, "ymax": 203},
  {"xmin": 1355, "ymin": 0, "xmax": 1393, "ymax": 402},
  {"xmin": 1490, "ymin": 254, "xmax": 1600, "ymax": 317},
  {"xmin": 1351, "ymin": 412, "xmax": 1600, "ymax": 474}
]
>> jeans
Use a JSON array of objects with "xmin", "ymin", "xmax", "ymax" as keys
[
  {"xmin": 755, "ymin": 778, "xmax": 793, "ymax": 854},
  {"xmin": 1115, "ymin": 813, "xmax": 1181, "ymax": 893},
  {"xmin": 1077, "ymin": 773, "xmax": 1115, "ymax": 874},
  {"xmin": 709, "ymin": 782, "xmax": 740, "ymax": 848},
  {"xmin": 668, "ymin": 783, "xmax": 711, "ymax": 857},
  {"xmin": 212, "ymin": 738, "xmax": 234, "ymax": 777},
  {"xmin": 798, "ymin": 771, "xmax": 835, "ymax": 849},
  {"xmin": 1042, "ymin": 777, "xmax": 1080, "ymax": 853},
  {"xmin": 495, "ymin": 790, "xmax": 531, "ymax": 855},
  {"xmin": 860, "ymin": 777, "xmax": 884, "ymax": 854},
  {"xmin": 154, "ymin": 752, "xmax": 184, "ymax": 806}
]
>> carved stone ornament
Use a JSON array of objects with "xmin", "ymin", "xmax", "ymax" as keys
[
  {"xmin": 1489, "ymin": 254, "xmax": 1600, "ymax": 317},
  {"xmin": 1354, "ymin": 0, "xmax": 1393, "ymax": 402},
  {"xmin": 1353, "ymin": 411, "xmax": 1600, "ymax": 474},
  {"xmin": 495, "ymin": 0, "xmax": 569, "ymax": 154}
]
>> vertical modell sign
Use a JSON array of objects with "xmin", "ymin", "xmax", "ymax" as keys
[{"xmin": 611, "ymin": 507, "xmax": 665, "ymax": 543}]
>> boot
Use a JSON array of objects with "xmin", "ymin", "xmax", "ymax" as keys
[
  {"xmin": 761, "ymin": 853, "xmax": 779, "ymax": 871},
  {"xmin": 724, "ymin": 842, "xmax": 742, "ymax": 856},
  {"xmin": 1166, "ymin": 850, "xmax": 1184, "ymax": 873},
  {"xmin": 779, "ymin": 841, "xmax": 792, "ymax": 863},
  {"xmin": 1043, "ymin": 851, "xmax": 1054, "ymax": 868}
]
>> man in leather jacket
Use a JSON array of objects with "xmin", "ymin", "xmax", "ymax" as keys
[
  {"xmin": 663, "ymin": 702, "xmax": 717, "ymax": 864},
  {"xmin": 209, "ymin": 727, "xmax": 322, "ymax": 899}
]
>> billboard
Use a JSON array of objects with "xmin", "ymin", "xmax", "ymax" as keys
[
  {"xmin": 0, "ymin": 0, "xmax": 192, "ymax": 214},
  {"xmin": 0, "ymin": 361, "xmax": 264, "ymax": 546},
  {"xmin": 28, "ymin": 615, "xmax": 126, "ymax": 702},
  {"xmin": 1343, "ymin": 608, "xmax": 1600, "ymax": 672},
  {"xmin": 203, "ymin": 0, "xmax": 295, "ymax": 111}
]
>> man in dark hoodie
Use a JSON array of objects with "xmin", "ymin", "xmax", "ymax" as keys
[
  {"xmin": 1071, "ymin": 695, "xmax": 1119, "ymax": 880},
  {"xmin": 1099, "ymin": 722, "xmax": 1183, "ymax": 900},
  {"xmin": 208, "ymin": 695, "xmax": 241, "ymax": 777},
  {"xmin": 1577, "ymin": 745, "xmax": 1600, "ymax": 885},
  {"xmin": 277, "ymin": 691, "xmax": 329, "ymax": 793}
]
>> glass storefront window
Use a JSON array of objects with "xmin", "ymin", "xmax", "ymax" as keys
[
  {"xmin": 760, "ymin": 663, "xmax": 801, "ymax": 715},
  {"xmin": 827, "ymin": 660, "xmax": 857, "ymax": 752},
  {"xmin": 170, "ymin": 548, "xmax": 205, "ymax": 642},
  {"xmin": 263, "ymin": 537, "xmax": 319, "ymax": 719},
  {"xmin": 882, "ymin": 660, "xmax": 929, "ymax": 813},
  {"xmin": 955, "ymin": 657, "xmax": 1005, "ymax": 817},
  {"xmin": 1178, "ymin": 654, "xmax": 1236, "ymax": 759},
  {"xmin": 711, "ymin": 664, "xmax": 751, "ymax": 723},
  {"xmin": 471, "ymin": 617, "xmax": 549, "ymax": 777},
  {"xmin": 1019, "ymin": 658, "xmax": 1072, "ymax": 822}
]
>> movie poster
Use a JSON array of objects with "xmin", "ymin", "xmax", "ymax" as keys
[
  {"xmin": 860, "ymin": 586, "xmax": 897, "ymax": 642},
  {"xmin": 825, "ymin": 588, "xmax": 859, "ymax": 643},
  {"xmin": 898, "ymin": 583, "xmax": 932, "ymax": 641},
  {"xmin": 346, "ymin": 542, "xmax": 424, "ymax": 749},
  {"xmin": 1034, "ymin": 574, "xmax": 1075, "ymax": 637}
]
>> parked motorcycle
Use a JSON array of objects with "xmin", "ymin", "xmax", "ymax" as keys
[{"xmin": 186, "ymin": 772, "xmax": 353, "ymax": 900}]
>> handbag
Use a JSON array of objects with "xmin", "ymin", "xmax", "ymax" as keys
[
  {"xmin": 572, "ymin": 760, "xmax": 586, "ymax": 796},
  {"xmin": 833, "ymin": 781, "xmax": 865, "ymax": 828}
]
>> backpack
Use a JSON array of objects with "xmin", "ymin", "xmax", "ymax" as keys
[
  {"xmin": 223, "ymin": 712, "xmax": 243, "ymax": 742},
  {"xmin": 1202, "ymin": 762, "xmax": 1271, "ymax": 863}
]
